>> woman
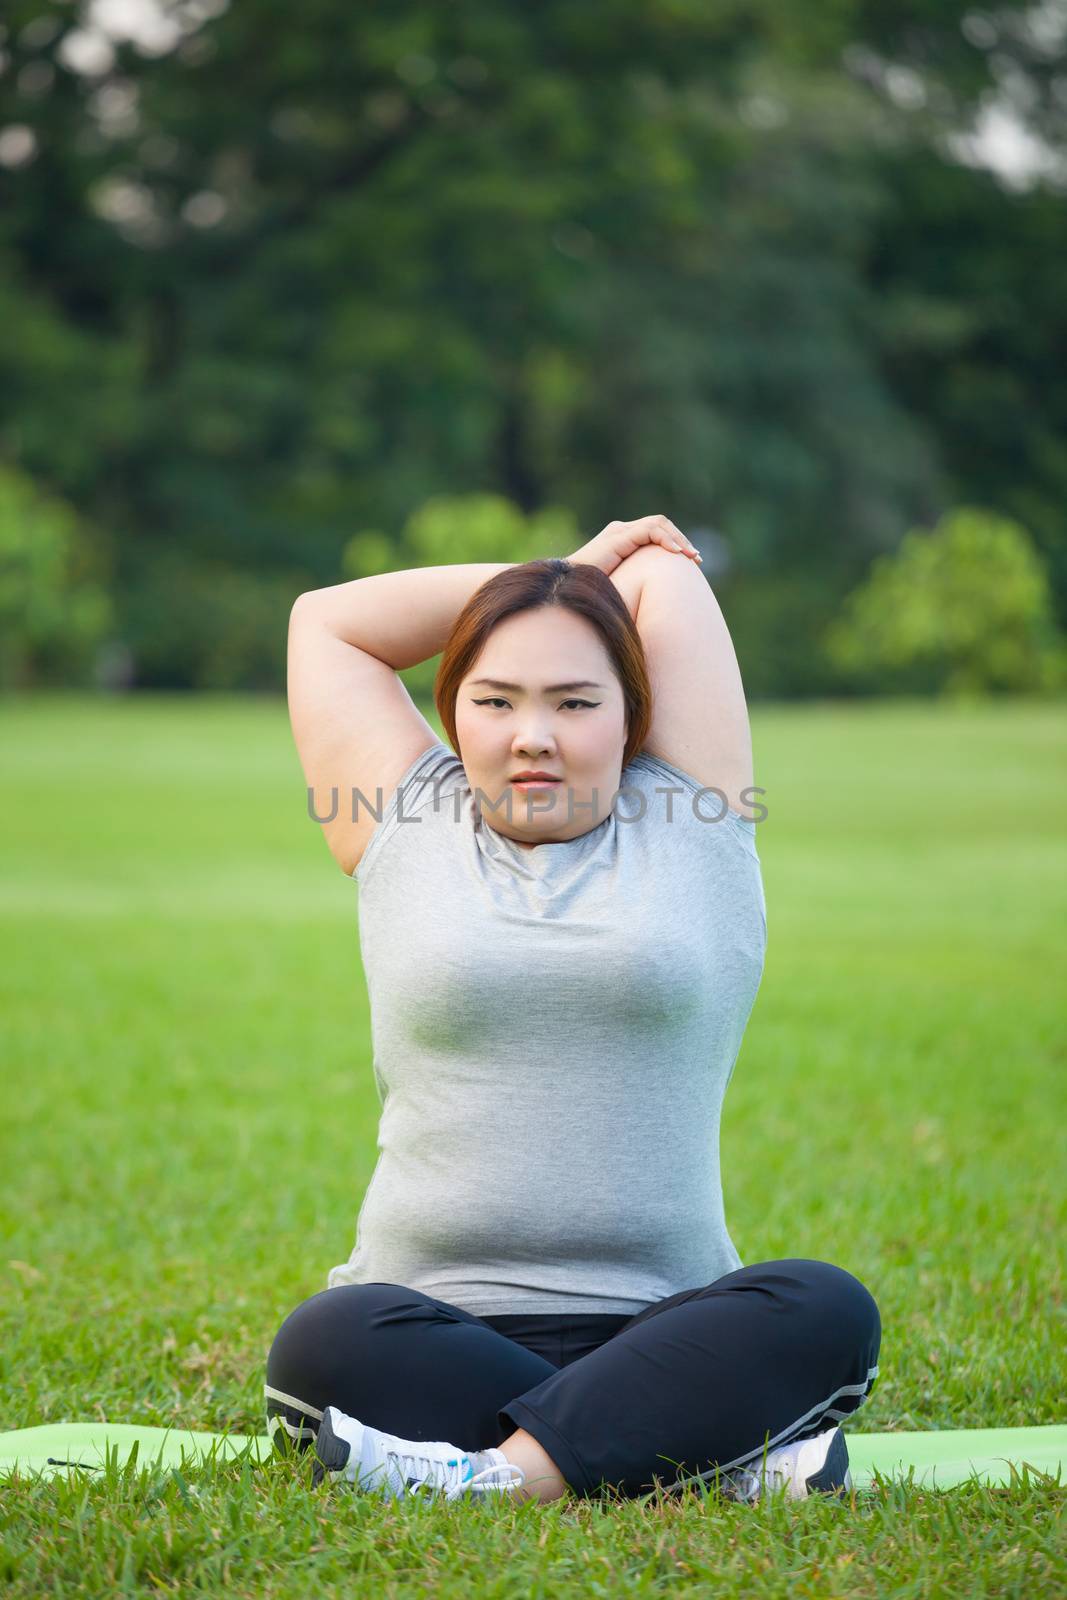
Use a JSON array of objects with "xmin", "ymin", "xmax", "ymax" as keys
[{"xmin": 268, "ymin": 514, "xmax": 882, "ymax": 1505}]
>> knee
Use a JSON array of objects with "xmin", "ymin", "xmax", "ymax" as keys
[
  {"xmin": 266, "ymin": 1282, "xmax": 410, "ymax": 1379},
  {"xmin": 264, "ymin": 1282, "xmax": 415, "ymax": 1454},
  {"xmin": 799, "ymin": 1260, "xmax": 882, "ymax": 1356},
  {"xmin": 268, "ymin": 1282, "xmax": 394, "ymax": 1344},
  {"xmin": 263, "ymin": 1291, "xmax": 334, "ymax": 1455}
]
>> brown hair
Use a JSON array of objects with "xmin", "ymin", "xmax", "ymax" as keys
[{"xmin": 434, "ymin": 559, "xmax": 653, "ymax": 769}]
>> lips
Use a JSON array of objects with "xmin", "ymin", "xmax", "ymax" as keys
[{"xmin": 510, "ymin": 773, "xmax": 561, "ymax": 783}]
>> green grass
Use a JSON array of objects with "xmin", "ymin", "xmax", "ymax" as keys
[{"xmin": 1, "ymin": 692, "xmax": 1063, "ymax": 1596}]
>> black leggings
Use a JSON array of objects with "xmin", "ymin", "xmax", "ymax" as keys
[{"xmin": 265, "ymin": 1258, "xmax": 882, "ymax": 1496}]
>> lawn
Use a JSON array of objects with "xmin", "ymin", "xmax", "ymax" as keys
[{"xmin": 1, "ymin": 692, "xmax": 1063, "ymax": 1596}]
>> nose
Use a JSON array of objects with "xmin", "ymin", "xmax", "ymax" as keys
[{"xmin": 512, "ymin": 722, "xmax": 556, "ymax": 759}]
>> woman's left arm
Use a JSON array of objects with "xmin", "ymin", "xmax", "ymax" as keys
[{"xmin": 608, "ymin": 540, "xmax": 755, "ymax": 816}]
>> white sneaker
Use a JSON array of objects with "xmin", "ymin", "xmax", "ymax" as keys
[
  {"xmin": 312, "ymin": 1404, "xmax": 526, "ymax": 1501},
  {"xmin": 721, "ymin": 1424, "xmax": 853, "ymax": 1503}
]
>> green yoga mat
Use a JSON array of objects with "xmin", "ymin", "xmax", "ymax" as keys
[{"xmin": 1, "ymin": 1423, "xmax": 1063, "ymax": 1490}]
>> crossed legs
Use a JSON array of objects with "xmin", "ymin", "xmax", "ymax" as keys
[{"xmin": 265, "ymin": 1258, "xmax": 882, "ymax": 1500}]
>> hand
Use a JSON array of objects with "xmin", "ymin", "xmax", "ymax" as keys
[{"xmin": 567, "ymin": 515, "xmax": 703, "ymax": 577}]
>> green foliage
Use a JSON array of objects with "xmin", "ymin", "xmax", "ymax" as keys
[
  {"xmin": 119, "ymin": 554, "xmax": 311, "ymax": 693},
  {"xmin": 341, "ymin": 492, "xmax": 580, "ymax": 698},
  {"xmin": 0, "ymin": 466, "xmax": 112, "ymax": 692},
  {"xmin": 341, "ymin": 492, "xmax": 577, "ymax": 579},
  {"xmin": 823, "ymin": 508, "xmax": 1067, "ymax": 697},
  {"xmin": 2, "ymin": 2, "xmax": 1066, "ymax": 696},
  {"xmin": 718, "ymin": 568, "xmax": 853, "ymax": 702}
]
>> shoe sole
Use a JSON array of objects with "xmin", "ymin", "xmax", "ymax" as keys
[
  {"xmin": 804, "ymin": 1426, "xmax": 852, "ymax": 1498},
  {"xmin": 311, "ymin": 1406, "xmax": 353, "ymax": 1488}
]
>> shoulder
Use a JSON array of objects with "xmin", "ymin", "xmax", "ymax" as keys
[
  {"xmin": 623, "ymin": 748, "xmax": 762, "ymax": 854},
  {"xmin": 621, "ymin": 749, "xmax": 767, "ymax": 948},
  {"xmin": 397, "ymin": 739, "xmax": 466, "ymax": 795},
  {"xmin": 354, "ymin": 740, "xmax": 467, "ymax": 885}
]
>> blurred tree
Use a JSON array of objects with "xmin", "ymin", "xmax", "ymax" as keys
[
  {"xmin": 341, "ymin": 492, "xmax": 575, "ymax": 580},
  {"xmin": 0, "ymin": 0, "xmax": 1063, "ymax": 690},
  {"xmin": 823, "ymin": 506, "xmax": 1067, "ymax": 695},
  {"xmin": 862, "ymin": 148, "xmax": 1067, "ymax": 630},
  {"xmin": 120, "ymin": 551, "xmax": 313, "ymax": 691},
  {"xmin": 0, "ymin": 463, "xmax": 112, "ymax": 690}
]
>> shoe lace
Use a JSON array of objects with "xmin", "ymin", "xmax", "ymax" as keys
[
  {"xmin": 383, "ymin": 1448, "xmax": 526, "ymax": 1500},
  {"xmin": 455, "ymin": 1460, "xmax": 527, "ymax": 1501}
]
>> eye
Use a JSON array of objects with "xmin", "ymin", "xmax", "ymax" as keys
[{"xmin": 472, "ymin": 698, "xmax": 600, "ymax": 711}]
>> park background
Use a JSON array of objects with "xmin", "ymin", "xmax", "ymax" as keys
[{"xmin": 1, "ymin": 1, "xmax": 1064, "ymax": 1594}]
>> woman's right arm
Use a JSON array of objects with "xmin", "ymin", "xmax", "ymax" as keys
[
  {"xmin": 288, "ymin": 564, "xmax": 518, "ymax": 875},
  {"xmin": 292, "ymin": 563, "xmax": 517, "ymax": 670}
]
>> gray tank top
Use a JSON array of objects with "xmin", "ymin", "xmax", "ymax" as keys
[{"xmin": 326, "ymin": 739, "xmax": 767, "ymax": 1315}]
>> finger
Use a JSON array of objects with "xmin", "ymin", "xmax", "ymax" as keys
[
  {"xmin": 639, "ymin": 516, "xmax": 681, "ymax": 551},
  {"xmin": 648, "ymin": 515, "xmax": 701, "ymax": 560},
  {"xmin": 622, "ymin": 517, "xmax": 702, "ymax": 563},
  {"xmin": 662, "ymin": 519, "xmax": 702, "ymax": 562}
]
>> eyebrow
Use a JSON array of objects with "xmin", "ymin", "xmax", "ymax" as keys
[{"xmin": 469, "ymin": 678, "xmax": 606, "ymax": 693}]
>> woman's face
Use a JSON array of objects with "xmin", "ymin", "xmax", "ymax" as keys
[{"xmin": 454, "ymin": 606, "xmax": 629, "ymax": 848}]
